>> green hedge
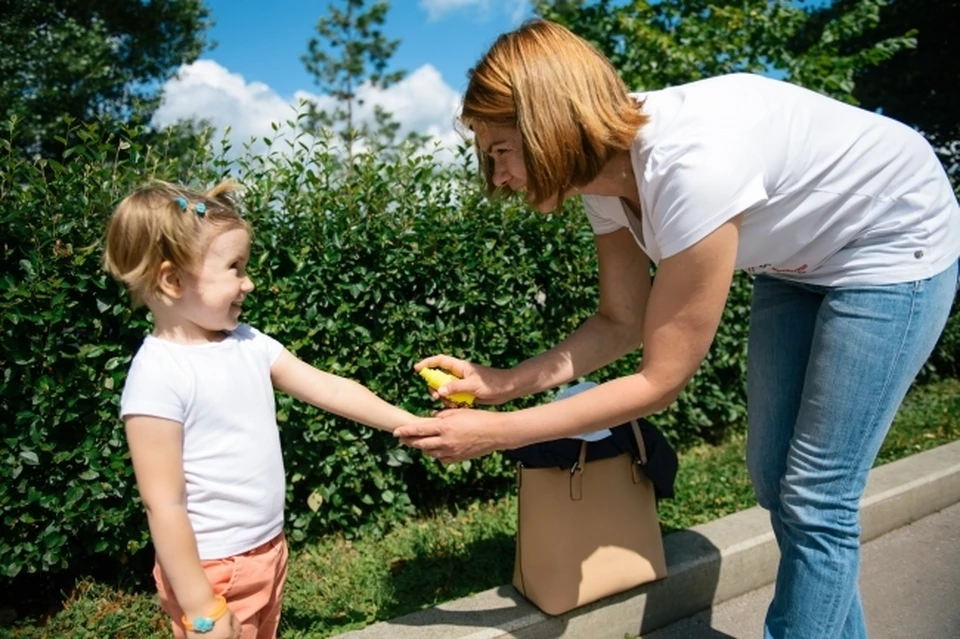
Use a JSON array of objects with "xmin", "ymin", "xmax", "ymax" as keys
[{"xmin": 1, "ymin": 119, "xmax": 956, "ymax": 586}]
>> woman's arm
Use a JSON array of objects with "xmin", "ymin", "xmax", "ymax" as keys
[
  {"xmin": 417, "ymin": 226, "xmax": 652, "ymax": 404},
  {"xmin": 397, "ymin": 217, "xmax": 740, "ymax": 462},
  {"xmin": 510, "ymin": 226, "xmax": 653, "ymax": 395},
  {"xmin": 271, "ymin": 350, "xmax": 431, "ymax": 433}
]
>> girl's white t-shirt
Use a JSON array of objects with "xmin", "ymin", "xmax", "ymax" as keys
[
  {"xmin": 583, "ymin": 73, "xmax": 960, "ymax": 286},
  {"xmin": 120, "ymin": 324, "xmax": 286, "ymax": 560}
]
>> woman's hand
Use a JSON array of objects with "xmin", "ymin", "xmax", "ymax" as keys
[
  {"xmin": 415, "ymin": 355, "xmax": 515, "ymax": 406},
  {"xmin": 185, "ymin": 608, "xmax": 241, "ymax": 639},
  {"xmin": 395, "ymin": 408, "xmax": 510, "ymax": 463}
]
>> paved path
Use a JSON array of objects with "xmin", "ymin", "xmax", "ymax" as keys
[{"xmin": 645, "ymin": 501, "xmax": 960, "ymax": 638}]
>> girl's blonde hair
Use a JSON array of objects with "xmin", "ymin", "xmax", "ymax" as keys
[
  {"xmin": 103, "ymin": 180, "xmax": 249, "ymax": 307},
  {"xmin": 460, "ymin": 19, "xmax": 649, "ymax": 207}
]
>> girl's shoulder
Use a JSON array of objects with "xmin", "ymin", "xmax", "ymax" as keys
[{"xmin": 229, "ymin": 324, "xmax": 285, "ymax": 364}]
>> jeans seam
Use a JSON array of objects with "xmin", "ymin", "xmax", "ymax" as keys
[{"xmin": 850, "ymin": 285, "xmax": 919, "ymax": 469}]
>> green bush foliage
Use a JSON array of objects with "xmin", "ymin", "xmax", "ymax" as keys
[{"xmin": 1, "ymin": 117, "xmax": 956, "ymax": 587}]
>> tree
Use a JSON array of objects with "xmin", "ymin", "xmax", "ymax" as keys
[
  {"xmin": 806, "ymin": 0, "xmax": 959, "ymax": 179},
  {"xmin": 0, "ymin": 0, "xmax": 212, "ymax": 158},
  {"xmin": 534, "ymin": 0, "xmax": 913, "ymax": 103},
  {"xmin": 810, "ymin": 0, "xmax": 958, "ymax": 147},
  {"xmin": 301, "ymin": 0, "xmax": 417, "ymax": 163}
]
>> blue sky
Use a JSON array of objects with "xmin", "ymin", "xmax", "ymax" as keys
[
  {"xmin": 202, "ymin": 0, "xmax": 532, "ymax": 99},
  {"xmin": 152, "ymin": 0, "xmax": 534, "ymax": 156}
]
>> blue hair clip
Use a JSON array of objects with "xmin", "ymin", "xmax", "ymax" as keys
[{"xmin": 173, "ymin": 196, "xmax": 206, "ymax": 217}]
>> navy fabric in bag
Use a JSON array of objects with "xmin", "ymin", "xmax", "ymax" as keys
[
  {"xmin": 502, "ymin": 382, "xmax": 678, "ymax": 500},
  {"xmin": 503, "ymin": 418, "xmax": 677, "ymax": 500}
]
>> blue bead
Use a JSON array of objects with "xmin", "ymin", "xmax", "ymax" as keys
[{"xmin": 193, "ymin": 617, "xmax": 214, "ymax": 632}]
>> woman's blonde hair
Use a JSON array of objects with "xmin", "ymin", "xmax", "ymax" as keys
[
  {"xmin": 103, "ymin": 180, "xmax": 249, "ymax": 307},
  {"xmin": 460, "ymin": 19, "xmax": 649, "ymax": 207}
]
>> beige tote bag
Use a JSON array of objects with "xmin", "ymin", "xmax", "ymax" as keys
[{"xmin": 512, "ymin": 420, "xmax": 668, "ymax": 615}]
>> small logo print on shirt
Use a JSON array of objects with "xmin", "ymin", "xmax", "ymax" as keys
[{"xmin": 745, "ymin": 263, "xmax": 809, "ymax": 275}]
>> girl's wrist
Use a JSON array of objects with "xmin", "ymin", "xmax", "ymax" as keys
[
  {"xmin": 178, "ymin": 587, "xmax": 218, "ymax": 619},
  {"xmin": 181, "ymin": 594, "xmax": 228, "ymax": 633}
]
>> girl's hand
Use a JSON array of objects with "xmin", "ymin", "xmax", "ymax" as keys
[
  {"xmin": 185, "ymin": 607, "xmax": 241, "ymax": 639},
  {"xmin": 395, "ymin": 408, "xmax": 509, "ymax": 463},
  {"xmin": 414, "ymin": 355, "xmax": 514, "ymax": 406}
]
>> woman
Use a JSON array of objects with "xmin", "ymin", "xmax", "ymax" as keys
[{"xmin": 394, "ymin": 18, "xmax": 959, "ymax": 639}]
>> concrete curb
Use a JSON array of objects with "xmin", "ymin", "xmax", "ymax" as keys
[{"xmin": 337, "ymin": 440, "xmax": 960, "ymax": 639}]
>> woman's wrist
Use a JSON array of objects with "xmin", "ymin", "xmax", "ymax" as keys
[
  {"xmin": 493, "ymin": 410, "xmax": 524, "ymax": 450},
  {"xmin": 508, "ymin": 359, "xmax": 562, "ymax": 400}
]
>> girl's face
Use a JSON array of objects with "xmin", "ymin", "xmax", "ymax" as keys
[
  {"xmin": 177, "ymin": 227, "xmax": 254, "ymax": 339},
  {"xmin": 474, "ymin": 124, "xmax": 559, "ymax": 213}
]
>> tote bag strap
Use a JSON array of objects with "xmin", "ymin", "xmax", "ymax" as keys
[
  {"xmin": 629, "ymin": 419, "xmax": 649, "ymax": 485},
  {"xmin": 569, "ymin": 441, "xmax": 587, "ymax": 501},
  {"xmin": 630, "ymin": 419, "xmax": 648, "ymax": 465}
]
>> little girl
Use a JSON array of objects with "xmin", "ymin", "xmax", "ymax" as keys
[{"xmin": 103, "ymin": 180, "xmax": 431, "ymax": 639}]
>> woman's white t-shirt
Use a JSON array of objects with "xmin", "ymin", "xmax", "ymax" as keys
[
  {"xmin": 583, "ymin": 73, "xmax": 960, "ymax": 286},
  {"xmin": 120, "ymin": 324, "xmax": 286, "ymax": 560}
]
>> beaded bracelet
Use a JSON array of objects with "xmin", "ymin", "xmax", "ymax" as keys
[{"xmin": 182, "ymin": 595, "xmax": 228, "ymax": 633}]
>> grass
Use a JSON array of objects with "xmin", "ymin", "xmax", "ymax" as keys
[{"xmin": 7, "ymin": 378, "xmax": 959, "ymax": 638}]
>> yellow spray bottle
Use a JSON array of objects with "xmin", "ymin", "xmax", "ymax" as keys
[{"xmin": 418, "ymin": 367, "xmax": 475, "ymax": 407}]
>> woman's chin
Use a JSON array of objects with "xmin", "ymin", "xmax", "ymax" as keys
[
  {"xmin": 531, "ymin": 196, "xmax": 559, "ymax": 213},
  {"xmin": 523, "ymin": 191, "xmax": 556, "ymax": 213}
]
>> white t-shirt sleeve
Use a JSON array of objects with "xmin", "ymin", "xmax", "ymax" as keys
[
  {"xmin": 583, "ymin": 196, "xmax": 626, "ymax": 235},
  {"xmin": 647, "ymin": 138, "xmax": 768, "ymax": 258},
  {"xmin": 120, "ymin": 347, "xmax": 189, "ymax": 422},
  {"xmin": 243, "ymin": 325, "xmax": 284, "ymax": 366}
]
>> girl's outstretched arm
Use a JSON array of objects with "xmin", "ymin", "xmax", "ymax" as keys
[{"xmin": 270, "ymin": 350, "xmax": 432, "ymax": 433}]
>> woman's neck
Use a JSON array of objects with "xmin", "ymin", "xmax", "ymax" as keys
[{"xmin": 571, "ymin": 150, "xmax": 640, "ymax": 208}]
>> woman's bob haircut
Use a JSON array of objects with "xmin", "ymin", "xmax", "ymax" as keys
[{"xmin": 459, "ymin": 19, "xmax": 649, "ymax": 209}]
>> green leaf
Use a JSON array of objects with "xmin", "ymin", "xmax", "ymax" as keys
[{"xmin": 20, "ymin": 451, "xmax": 39, "ymax": 465}]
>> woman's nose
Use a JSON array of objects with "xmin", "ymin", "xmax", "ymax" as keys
[{"xmin": 492, "ymin": 161, "xmax": 510, "ymax": 187}]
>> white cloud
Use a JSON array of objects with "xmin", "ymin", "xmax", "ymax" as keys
[
  {"xmin": 152, "ymin": 60, "xmax": 295, "ymax": 154},
  {"xmin": 419, "ymin": 0, "xmax": 529, "ymax": 23},
  {"xmin": 354, "ymin": 65, "xmax": 464, "ymax": 150},
  {"xmin": 152, "ymin": 59, "xmax": 465, "ymax": 161}
]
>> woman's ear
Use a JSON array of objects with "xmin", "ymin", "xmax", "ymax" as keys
[{"xmin": 157, "ymin": 261, "xmax": 184, "ymax": 302}]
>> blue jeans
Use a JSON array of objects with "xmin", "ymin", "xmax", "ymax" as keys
[{"xmin": 746, "ymin": 261, "xmax": 958, "ymax": 639}]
